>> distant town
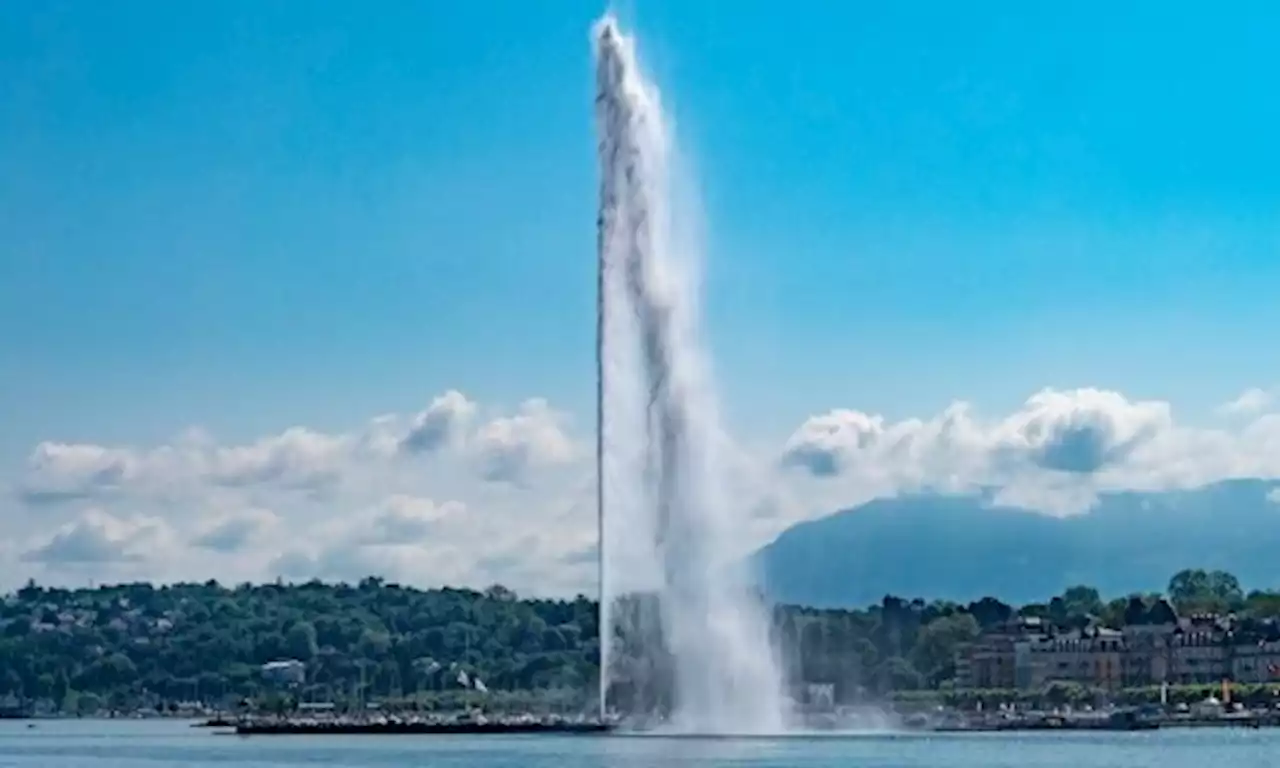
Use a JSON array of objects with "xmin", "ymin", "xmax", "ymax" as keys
[{"xmin": 1, "ymin": 569, "xmax": 1278, "ymax": 726}]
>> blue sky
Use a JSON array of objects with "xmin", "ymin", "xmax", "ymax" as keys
[
  {"xmin": 5, "ymin": 0, "xmax": 1280, "ymax": 455},
  {"xmin": 3, "ymin": 2, "xmax": 1280, "ymax": 590}
]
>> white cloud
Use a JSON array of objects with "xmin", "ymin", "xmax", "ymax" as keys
[
  {"xmin": 268, "ymin": 494, "xmax": 471, "ymax": 586},
  {"xmin": 19, "ymin": 442, "xmax": 140, "ymax": 503},
  {"xmin": 5, "ymin": 390, "xmax": 595, "ymax": 593},
  {"xmin": 11, "ymin": 384, "xmax": 1280, "ymax": 596},
  {"xmin": 780, "ymin": 409, "xmax": 884, "ymax": 477},
  {"xmin": 472, "ymin": 399, "xmax": 576, "ymax": 484},
  {"xmin": 191, "ymin": 508, "xmax": 280, "ymax": 552},
  {"xmin": 1267, "ymin": 487, "xmax": 1280, "ymax": 504},
  {"xmin": 13, "ymin": 391, "xmax": 485, "ymax": 504},
  {"xmin": 783, "ymin": 388, "xmax": 1173, "ymax": 484},
  {"xmin": 359, "ymin": 495, "xmax": 462, "ymax": 545},
  {"xmin": 400, "ymin": 390, "xmax": 476, "ymax": 455},
  {"xmin": 206, "ymin": 428, "xmax": 347, "ymax": 490},
  {"xmin": 992, "ymin": 388, "xmax": 1170, "ymax": 474},
  {"xmin": 21, "ymin": 509, "xmax": 173, "ymax": 565},
  {"xmin": 776, "ymin": 387, "xmax": 1280, "ymax": 524},
  {"xmin": 1218, "ymin": 387, "xmax": 1272, "ymax": 416},
  {"xmin": 270, "ymin": 547, "xmax": 397, "ymax": 585},
  {"xmin": 14, "ymin": 432, "xmax": 344, "ymax": 503}
]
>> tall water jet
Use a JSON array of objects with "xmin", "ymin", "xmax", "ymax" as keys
[{"xmin": 593, "ymin": 15, "xmax": 787, "ymax": 734}]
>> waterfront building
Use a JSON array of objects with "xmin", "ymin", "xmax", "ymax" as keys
[
  {"xmin": 1230, "ymin": 639, "xmax": 1280, "ymax": 684},
  {"xmin": 1030, "ymin": 627, "xmax": 1124, "ymax": 691},
  {"xmin": 261, "ymin": 659, "xmax": 306, "ymax": 686},
  {"xmin": 1167, "ymin": 618, "xmax": 1231, "ymax": 685},
  {"xmin": 954, "ymin": 617, "xmax": 1050, "ymax": 690},
  {"xmin": 956, "ymin": 607, "xmax": 1280, "ymax": 691}
]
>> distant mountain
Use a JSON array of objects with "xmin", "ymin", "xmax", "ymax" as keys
[{"xmin": 754, "ymin": 479, "xmax": 1280, "ymax": 607}]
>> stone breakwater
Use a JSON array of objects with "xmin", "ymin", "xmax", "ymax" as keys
[{"xmin": 231, "ymin": 716, "xmax": 613, "ymax": 736}]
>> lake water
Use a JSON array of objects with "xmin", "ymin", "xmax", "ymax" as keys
[{"xmin": 0, "ymin": 720, "xmax": 1274, "ymax": 767}]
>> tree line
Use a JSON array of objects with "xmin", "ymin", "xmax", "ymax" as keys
[{"xmin": 0, "ymin": 569, "xmax": 1276, "ymax": 713}]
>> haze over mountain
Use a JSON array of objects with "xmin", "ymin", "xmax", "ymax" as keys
[{"xmin": 755, "ymin": 479, "xmax": 1280, "ymax": 608}]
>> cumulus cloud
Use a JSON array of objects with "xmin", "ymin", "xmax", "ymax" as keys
[
  {"xmin": 359, "ymin": 495, "xmax": 462, "ymax": 545},
  {"xmin": 270, "ymin": 547, "xmax": 399, "ymax": 585},
  {"xmin": 21, "ymin": 509, "xmax": 172, "ymax": 564},
  {"xmin": 15, "ymin": 431, "xmax": 348, "ymax": 503},
  {"xmin": 13, "ymin": 390, "xmax": 491, "ymax": 504},
  {"xmin": 472, "ymin": 399, "xmax": 576, "ymax": 483},
  {"xmin": 782, "ymin": 388, "xmax": 1175, "ymax": 489},
  {"xmin": 780, "ymin": 410, "xmax": 884, "ymax": 477},
  {"xmin": 400, "ymin": 390, "xmax": 476, "ymax": 455},
  {"xmin": 19, "ymin": 442, "xmax": 139, "ymax": 503},
  {"xmin": 264, "ymin": 494, "xmax": 469, "ymax": 585},
  {"xmin": 13, "ymin": 383, "xmax": 1280, "ymax": 595},
  {"xmin": 207, "ymin": 428, "xmax": 347, "ymax": 490},
  {"xmin": 191, "ymin": 508, "xmax": 280, "ymax": 552},
  {"xmin": 993, "ymin": 388, "xmax": 1170, "ymax": 474},
  {"xmin": 1218, "ymin": 387, "xmax": 1273, "ymax": 416},
  {"xmin": 4, "ymin": 389, "xmax": 591, "ymax": 592}
]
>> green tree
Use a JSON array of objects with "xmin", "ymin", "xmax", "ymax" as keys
[
  {"xmin": 51, "ymin": 670, "xmax": 69, "ymax": 708},
  {"xmin": 95, "ymin": 653, "xmax": 137, "ymax": 689},
  {"xmin": 1206, "ymin": 570, "xmax": 1245, "ymax": 611},
  {"xmin": 1168, "ymin": 568, "xmax": 1210, "ymax": 608},
  {"xmin": 1245, "ymin": 590, "xmax": 1280, "ymax": 619},
  {"xmin": 911, "ymin": 613, "xmax": 979, "ymax": 686},
  {"xmin": 286, "ymin": 621, "xmax": 319, "ymax": 661},
  {"xmin": 878, "ymin": 656, "xmax": 923, "ymax": 691},
  {"xmin": 850, "ymin": 637, "xmax": 879, "ymax": 689},
  {"xmin": 484, "ymin": 585, "xmax": 517, "ymax": 602},
  {"xmin": 76, "ymin": 692, "xmax": 103, "ymax": 716},
  {"xmin": 966, "ymin": 597, "xmax": 1013, "ymax": 630},
  {"xmin": 1168, "ymin": 569, "xmax": 1244, "ymax": 613},
  {"xmin": 0, "ymin": 668, "xmax": 21, "ymax": 696},
  {"xmin": 1099, "ymin": 597, "xmax": 1129, "ymax": 628},
  {"xmin": 1060, "ymin": 585, "xmax": 1104, "ymax": 620}
]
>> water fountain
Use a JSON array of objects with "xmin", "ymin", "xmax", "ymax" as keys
[{"xmin": 593, "ymin": 14, "xmax": 788, "ymax": 735}]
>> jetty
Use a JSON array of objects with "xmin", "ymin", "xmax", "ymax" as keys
[
  {"xmin": 929, "ymin": 711, "xmax": 1159, "ymax": 732},
  {"xmin": 230, "ymin": 716, "xmax": 614, "ymax": 736}
]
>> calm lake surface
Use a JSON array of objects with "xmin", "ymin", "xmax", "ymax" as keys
[{"xmin": 1, "ymin": 719, "xmax": 1274, "ymax": 767}]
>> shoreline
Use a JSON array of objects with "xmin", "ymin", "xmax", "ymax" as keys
[{"xmin": 7, "ymin": 711, "xmax": 1280, "ymax": 735}]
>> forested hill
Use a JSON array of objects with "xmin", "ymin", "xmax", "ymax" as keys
[
  {"xmin": 0, "ymin": 578, "xmax": 599, "ymax": 713},
  {"xmin": 4, "ymin": 568, "xmax": 1280, "ymax": 714}
]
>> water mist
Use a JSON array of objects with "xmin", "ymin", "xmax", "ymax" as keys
[{"xmin": 593, "ymin": 15, "xmax": 788, "ymax": 735}]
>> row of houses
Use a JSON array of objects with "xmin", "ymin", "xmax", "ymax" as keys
[
  {"xmin": 957, "ymin": 613, "xmax": 1280, "ymax": 691},
  {"xmin": 1, "ymin": 594, "xmax": 179, "ymax": 638}
]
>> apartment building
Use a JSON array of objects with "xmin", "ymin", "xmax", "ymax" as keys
[
  {"xmin": 956, "ymin": 609, "xmax": 1280, "ymax": 691},
  {"xmin": 1231, "ymin": 640, "xmax": 1280, "ymax": 684},
  {"xmin": 954, "ymin": 617, "xmax": 1050, "ymax": 690},
  {"xmin": 1167, "ymin": 621, "xmax": 1231, "ymax": 685},
  {"xmin": 1030, "ymin": 627, "xmax": 1124, "ymax": 691}
]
